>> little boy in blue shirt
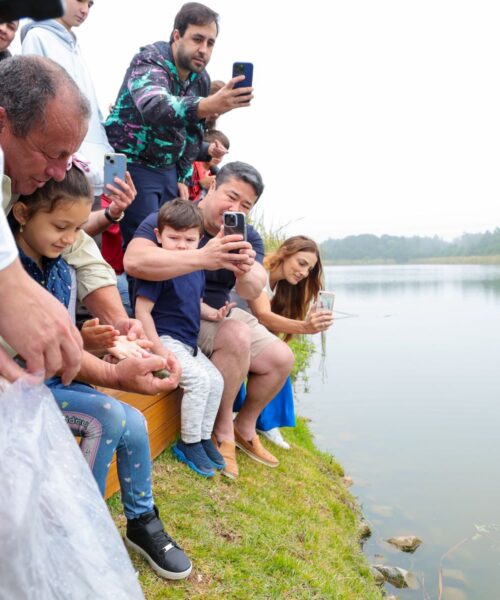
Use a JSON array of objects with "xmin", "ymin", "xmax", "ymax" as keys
[{"xmin": 135, "ymin": 199, "xmax": 231, "ymax": 477}]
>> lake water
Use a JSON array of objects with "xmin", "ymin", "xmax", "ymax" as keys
[{"xmin": 297, "ymin": 265, "xmax": 500, "ymax": 599}]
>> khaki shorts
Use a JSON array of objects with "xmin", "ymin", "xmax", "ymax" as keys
[{"xmin": 197, "ymin": 307, "xmax": 278, "ymax": 360}]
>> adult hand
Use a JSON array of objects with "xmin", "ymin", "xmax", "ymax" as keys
[
  {"xmin": 304, "ymin": 307, "xmax": 334, "ymax": 334},
  {"xmin": 115, "ymin": 353, "xmax": 181, "ymax": 394},
  {"xmin": 105, "ymin": 171, "xmax": 137, "ymax": 220},
  {"xmin": 233, "ymin": 244, "xmax": 256, "ymax": 277},
  {"xmin": 198, "ymin": 77, "xmax": 253, "ymax": 118},
  {"xmin": 199, "ymin": 174, "xmax": 216, "ymax": 190},
  {"xmin": 0, "ymin": 345, "xmax": 25, "ymax": 383},
  {"xmin": 177, "ymin": 182, "xmax": 189, "ymax": 200},
  {"xmin": 208, "ymin": 139, "xmax": 228, "ymax": 160},
  {"xmin": 200, "ymin": 227, "xmax": 254, "ymax": 272},
  {"xmin": 0, "ymin": 261, "xmax": 83, "ymax": 383},
  {"xmin": 114, "ymin": 317, "xmax": 149, "ymax": 343}
]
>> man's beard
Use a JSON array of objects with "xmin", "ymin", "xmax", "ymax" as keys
[{"xmin": 176, "ymin": 46, "xmax": 205, "ymax": 74}]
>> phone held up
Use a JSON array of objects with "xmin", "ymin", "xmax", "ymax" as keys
[
  {"xmin": 232, "ymin": 62, "xmax": 253, "ymax": 91},
  {"xmin": 317, "ymin": 291, "xmax": 335, "ymax": 312},
  {"xmin": 103, "ymin": 152, "xmax": 127, "ymax": 190},
  {"xmin": 223, "ymin": 211, "xmax": 247, "ymax": 253}
]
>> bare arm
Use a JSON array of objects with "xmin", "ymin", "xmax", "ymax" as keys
[
  {"xmin": 84, "ymin": 173, "xmax": 137, "ymax": 237},
  {"xmin": 83, "ymin": 285, "xmax": 148, "ymax": 342},
  {"xmin": 77, "ymin": 348, "xmax": 179, "ymax": 394},
  {"xmin": 248, "ymin": 292, "xmax": 334, "ymax": 335},
  {"xmin": 135, "ymin": 296, "xmax": 167, "ymax": 356},
  {"xmin": 125, "ymin": 232, "xmax": 256, "ymax": 282},
  {"xmin": 234, "ymin": 259, "xmax": 267, "ymax": 301}
]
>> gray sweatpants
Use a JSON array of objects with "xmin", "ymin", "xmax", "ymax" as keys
[{"xmin": 160, "ymin": 335, "xmax": 224, "ymax": 443}]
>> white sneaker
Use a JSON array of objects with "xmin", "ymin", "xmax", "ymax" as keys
[{"xmin": 257, "ymin": 427, "xmax": 291, "ymax": 450}]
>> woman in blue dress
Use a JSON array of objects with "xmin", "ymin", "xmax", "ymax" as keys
[{"xmin": 234, "ymin": 236, "xmax": 334, "ymax": 448}]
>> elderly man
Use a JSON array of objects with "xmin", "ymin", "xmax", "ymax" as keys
[
  {"xmin": 0, "ymin": 55, "xmax": 191, "ymax": 580},
  {"xmin": 125, "ymin": 161, "xmax": 295, "ymax": 479},
  {"xmin": 105, "ymin": 1, "xmax": 253, "ymax": 247},
  {"xmin": 0, "ymin": 55, "xmax": 180, "ymax": 394}
]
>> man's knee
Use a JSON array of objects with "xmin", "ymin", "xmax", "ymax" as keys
[
  {"xmin": 214, "ymin": 319, "xmax": 251, "ymax": 357},
  {"xmin": 256, "ymin": 340, "xmax": 294, "ymax": 376}
]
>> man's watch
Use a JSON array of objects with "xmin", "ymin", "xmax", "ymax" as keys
[{"xmin": 104, "ymin": 206, "xmax": 124, "ymax": 223}]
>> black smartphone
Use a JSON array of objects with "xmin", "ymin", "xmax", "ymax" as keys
[
  {"xmin": 232, "ymin": 62, "xmax": 253, "ymax": 90},
  {"xmin": 223, "ymin": 211, "xmax": 247, "ymax": 253}
]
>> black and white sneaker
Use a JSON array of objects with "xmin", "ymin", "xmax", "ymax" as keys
[{"xmin": 125, "ymin": 506, "xmax": 192, "ymax": 580}]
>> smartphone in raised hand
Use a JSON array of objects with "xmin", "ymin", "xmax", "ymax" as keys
[
  {"xmin": 223, "ymin": 211, "xmax": 247, "ymax": 253},
  {"xmin": 232, "ymin": 62, "xmax": 253, "ymax": 90},
  {"xmin": 317, "ymin": 291, "xmax": 335, "ymax": 312},
  {"xmin": 103, "ymin": 152, "xmax": 127, "ymax": 190}
]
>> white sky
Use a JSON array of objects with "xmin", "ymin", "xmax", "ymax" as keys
[{"xmin": 12, "ymin": 1, "xmax": 500, "ymax": 242}]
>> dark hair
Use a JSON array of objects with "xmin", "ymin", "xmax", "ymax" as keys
[
  {"xmin": 169, "ymin": 2, "xmax": 219, "ymax": 43},
  {"xmin": 157, "ymin": 198, "xmax": 204, "ymax": 235},
  {"xmin": 209, "ymin": 79, "xmax": 225, "ymax": 95},
  {"xmin": 0, "ymin": 55, "xmax": 90, "ymax": 138},
  {"xmin": 204, "ymin": 128, "xmax": 230, "ymax": 150},
  {"xmin": 215, "ymin": 161, "xmax": 264, "ymax": 201},
  {"xmin": 265, "ymin": 236, "xmax": 324, "ymax": 342},
  {"xmin": 9, "ymin": 166, "xmax": 93, "ymax": 231}
]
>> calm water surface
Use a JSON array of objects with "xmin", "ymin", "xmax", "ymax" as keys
[{"xmin": 297, "ymin": 265, "xmax": 500, "ymax": 599}]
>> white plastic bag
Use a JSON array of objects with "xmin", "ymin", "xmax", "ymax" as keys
[{"xmin": 0, "ymin": 378, "xmax": 144, "ymax": 600}]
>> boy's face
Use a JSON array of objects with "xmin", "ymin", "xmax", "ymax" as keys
[
  {"xmin": 155, "ymin": 225, "xmax": 200, "ymax": 251},
  {"xmin": 61, "ymin": 0, "xmax": 93, "ymax": 29},
  {"xmin": 0, "ymin": 21, "xmax": 18, "ymax": 52}
]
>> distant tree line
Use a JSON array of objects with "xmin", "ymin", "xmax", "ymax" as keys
[{"xmin": 320, "ymin": 228, "xmax": 500, "ymax": 262}]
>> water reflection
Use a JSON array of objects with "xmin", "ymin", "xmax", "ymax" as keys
[{"xmin": 301, "ymin": 265, "xmax": 500, "ymax": 599}]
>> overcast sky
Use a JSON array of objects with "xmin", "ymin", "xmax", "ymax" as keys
[{"xmin": 13, "ymin": 1, "xmax": 500, "ymax": 242}]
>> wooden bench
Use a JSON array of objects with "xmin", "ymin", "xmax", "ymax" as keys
[{"xmin": 98, "ymin": 387, "xmax": 183, "ymax": 498}]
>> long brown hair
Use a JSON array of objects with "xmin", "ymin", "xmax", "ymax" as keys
[{"xmin": 264, "ymin": 236, "xmax": 324, "ymax": 341}]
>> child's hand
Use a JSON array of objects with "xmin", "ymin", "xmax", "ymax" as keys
[
  {"xmin": 81, "ymin": 318, "xmax": 120, "ymax": 355},
  {"xmin": 204, "ymin": 301, "xmax": 236, "ymax": 322},
  {"xmin": 105, "ymin": 335, "xmax": 152, "ymax": 361}
]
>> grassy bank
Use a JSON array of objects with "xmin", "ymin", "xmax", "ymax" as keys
[
  {"xmin": 323, "ymin": 255, "xmax": 500, "ymax": 265},
  {"xmin": 109, "ymin": 418, "xmax": 382, "ymax": 599}
]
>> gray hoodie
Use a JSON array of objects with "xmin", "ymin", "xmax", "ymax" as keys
[{"xmin": 21, "ymin": 20, "xmax": 113, "ymax": 196}]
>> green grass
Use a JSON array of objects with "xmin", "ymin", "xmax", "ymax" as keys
[{"xmin": 109, "ymin": 419, "xmax": 382, "ymax": 599}]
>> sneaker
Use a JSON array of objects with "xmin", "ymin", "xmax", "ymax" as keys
[
  {"xmin": 125, "ymin": 506, "xmax": 192, "ymax": 580},
  {"xmin": 212, "ymin": 435, "xmax": 239, "ymax": 479},
  {"xmin": 172, "ymin": 440, "xmax": 215, "ymax": 477},
  {"xmin": 257, "ymin": 427, "xmax": 291, "ymax": 450},
  {"xmin": 234, "ymin": 424, "xmax": 279, "ymax": 468},
  {"xmin": 201, "ymin": 438, "xmax": 226, "ymax": 470}
]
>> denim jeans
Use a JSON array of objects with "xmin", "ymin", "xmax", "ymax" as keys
[{"xmin": 46, "ymin": 377, "xmax": 154, "ymax": 519}]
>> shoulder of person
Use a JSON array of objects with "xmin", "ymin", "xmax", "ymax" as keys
[
  {"xmin": 133, "ymin": 210, "xmax": 159, "ymax": 241},
  {"xmin": 246, "ymin": 224, "xmax": 263, "ymax": 245}
]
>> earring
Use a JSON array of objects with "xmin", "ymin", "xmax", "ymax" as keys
[{"xmin": 19, "ymin": 224, "xmax": 24, "ymax": 233}]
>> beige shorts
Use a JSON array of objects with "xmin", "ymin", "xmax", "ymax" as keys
[{"xmin": 197, "ymin": 307, "xmax": 278, "ymax": 359}]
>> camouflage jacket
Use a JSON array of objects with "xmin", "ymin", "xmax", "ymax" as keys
[{"xmin": 105, "ymin": 41, "xmax": 210, "ymax": 184}]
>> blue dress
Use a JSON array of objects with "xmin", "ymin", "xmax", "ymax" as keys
[{"xmin": 233, "ymin": 376, "xmax": 296, "ymax": 431}]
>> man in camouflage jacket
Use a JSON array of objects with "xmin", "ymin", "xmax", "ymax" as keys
[{"xmin": 105, "ymin": 2, "xmax": 253, "ymax": 247}]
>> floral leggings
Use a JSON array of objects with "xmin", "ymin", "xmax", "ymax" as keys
[{"xmin": 46, "ymin": 377, "xmax": 153, "ymax": 519}]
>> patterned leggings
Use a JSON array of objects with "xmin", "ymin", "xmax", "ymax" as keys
[
  {"xmin": 46, "ymin": 377, "xmax": 153, "ymax": 520},
  {"xmin": 160, "ymin": 336, "xmax": 223, "ymax": 443}
]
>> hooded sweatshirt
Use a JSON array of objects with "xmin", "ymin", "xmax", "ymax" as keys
[{"xmin": 21, "ymin": 20, "xmax": 113, "ymax": 196}]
